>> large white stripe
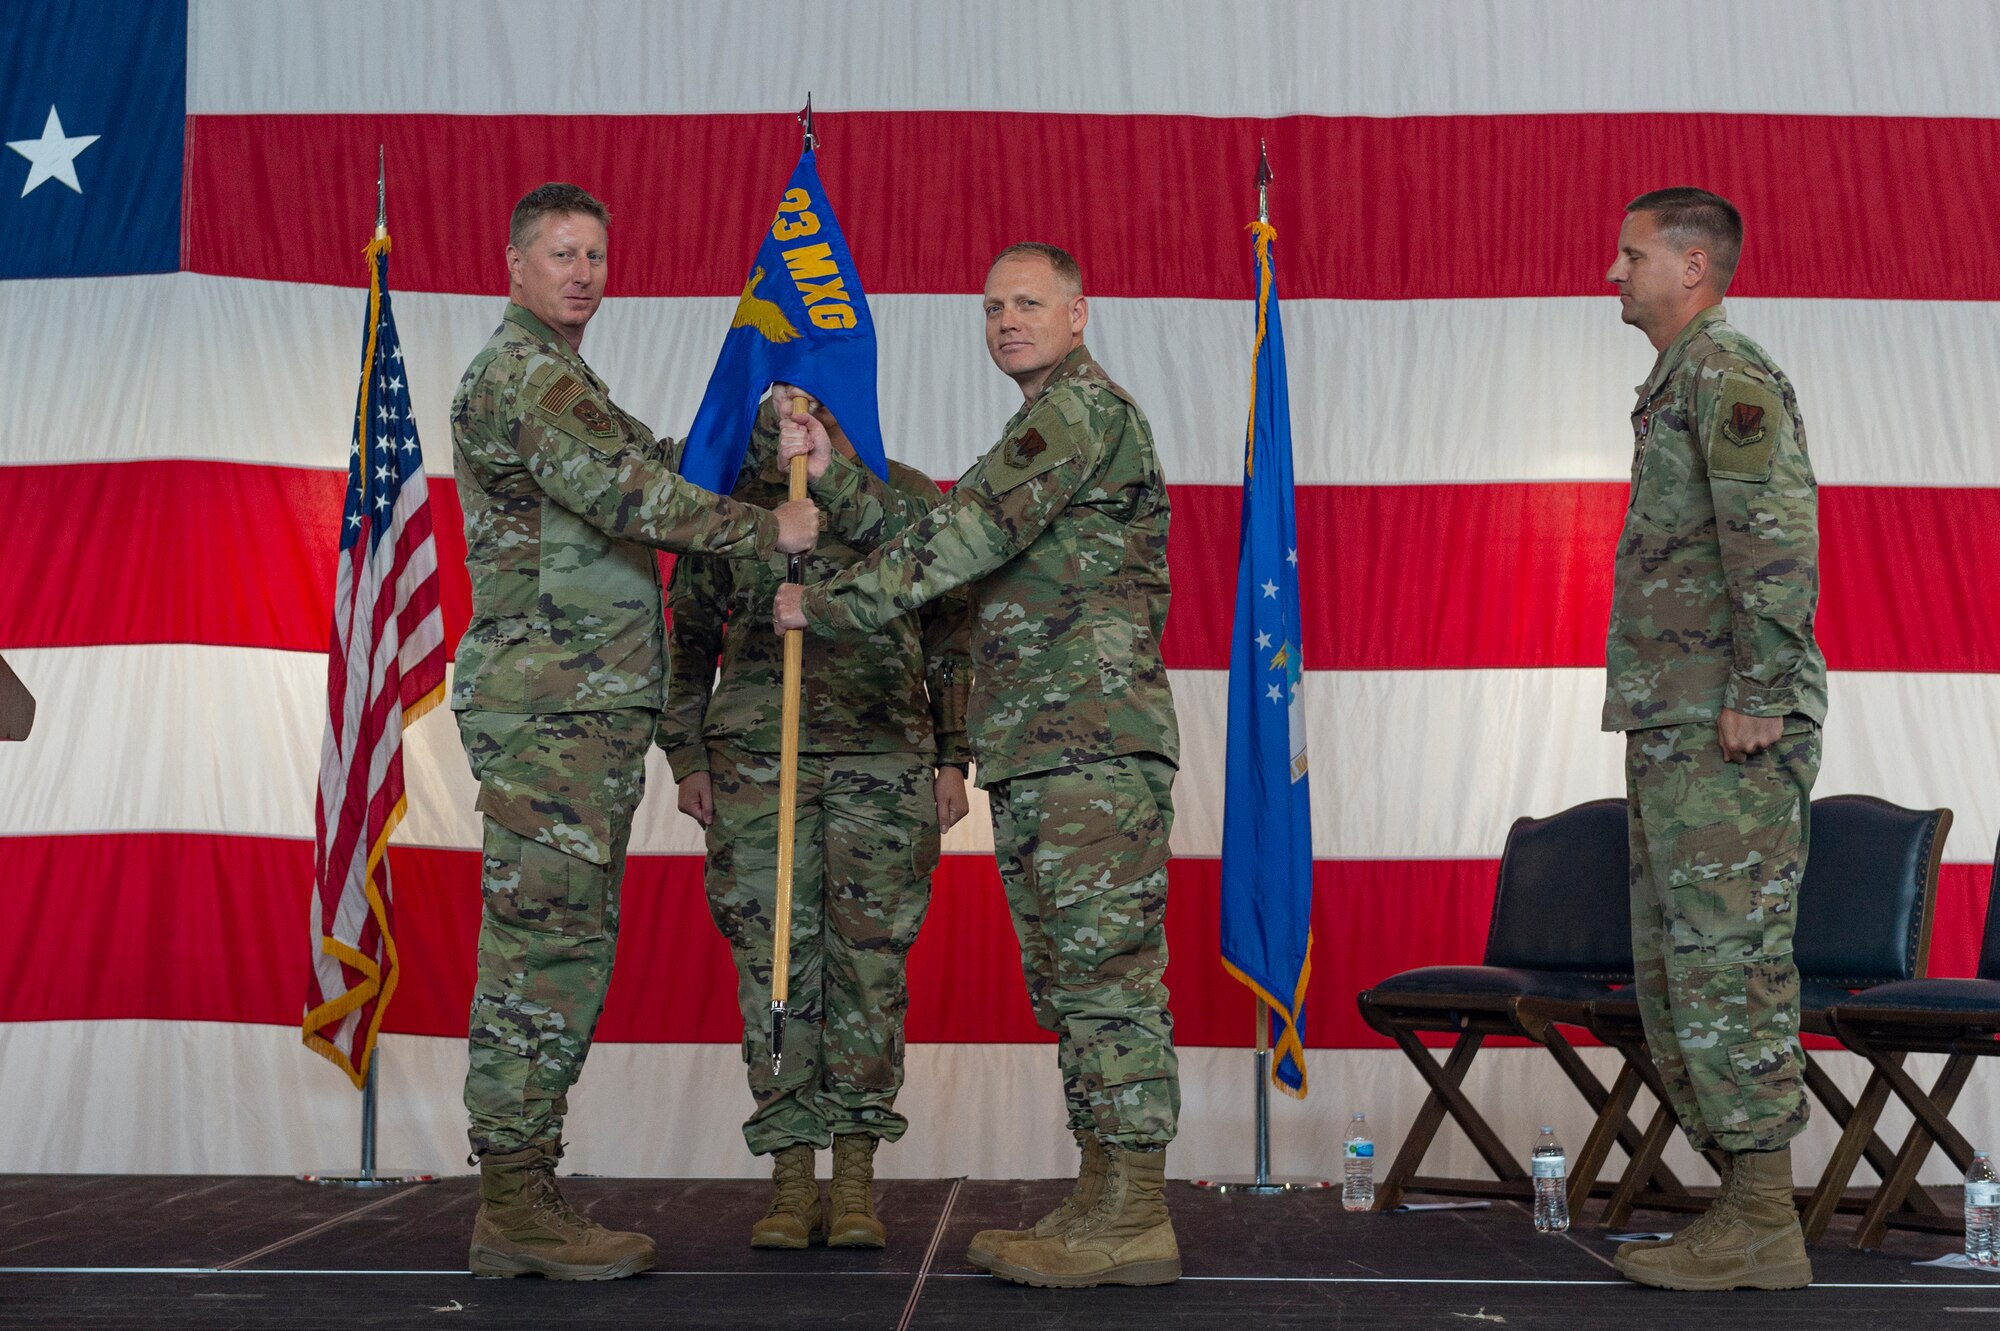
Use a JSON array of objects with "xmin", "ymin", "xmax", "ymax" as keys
[
  {"xmin": 189, "ymin": 0, "xmax": 2000, "ymax": 118},
  {"xmin": 7, "ymin": 645, "xmax": 1996, "ymax": 863},
  {"xmin": 1, "ymin": 1019, "xmax": 1983, "ymax": 1187},
  {"xmin": 7, "ymin": 275, "xmax": 2000, "ymax": 486}
]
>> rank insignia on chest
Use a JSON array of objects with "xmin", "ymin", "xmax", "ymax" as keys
[
  {"xmin": 571, "ymin": 398, "xmax": 618, "ymax": 438},
  {"xmin": 1724, "ymin": 401, "xmax": 1767, "ymax": 447},
  {"xmin": 1010, "ymin": 428, "xmax": 1048, "ymax": 466}
]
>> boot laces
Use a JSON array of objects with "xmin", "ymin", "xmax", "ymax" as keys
[
  {"xmin": 1067, "ymin": 1144, "xmax": 1124, "ymax": 1239},
  {"xmin": 831, "ymin": 1142, "xmax": 874, "ymax": 1217},
  {"xmin": 767, "ymin": 1149, "xmax": 819, "ymax": 1217},
  {"xmin": 522, "ymin": 1165, "xmax": 596, "ymax": 1241}
]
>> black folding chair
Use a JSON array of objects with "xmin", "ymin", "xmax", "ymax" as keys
[
  {"xmin": 1568, "ymin": 795, "xmax": 1951, "ymax": 1231},
  {"xmin": 1356, "ymin": 799, "xmax": 1688, "ymax": 1213},
  {"xmin": 1821, "ymin": 833, "xmax": 2000, "ymax": 1248}
]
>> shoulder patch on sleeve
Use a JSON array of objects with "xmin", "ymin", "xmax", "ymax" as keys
[
  {"xmin": 1708, "ymin": 372, "xmax": 1786, "ymax": 483},
  {"xmin": 978, "ymin": 416, "xmax": 1084, "ymax": 495},
  {"xmin": 524, "ymin": 365, "xmax": 624, "ymax": 456}
]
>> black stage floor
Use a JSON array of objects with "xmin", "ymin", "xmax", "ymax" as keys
[{"xmin": 3, "ymin": 1174, "xmax": 1998, "ymax": 1329}]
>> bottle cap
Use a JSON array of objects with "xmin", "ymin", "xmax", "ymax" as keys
[{"xmin": 1539, "ymin": 1125, "xmax": 1554, "ymax": 1132}]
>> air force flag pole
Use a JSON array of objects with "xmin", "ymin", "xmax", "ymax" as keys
[
  {"xmin": 1197, "ymin": 145, "xmax": 1324, "ymax": 1195},
  {"xmin": 683, "ymin": 100, "xmax": 888, "ymax": 1072}
]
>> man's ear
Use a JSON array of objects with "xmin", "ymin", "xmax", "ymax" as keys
[
  {"xmin": 1682, "ymin": 246, "xmax": 1712, "ymax": 291},
  {"xmin": 505, "ymin": 244, "xmax": 522, "ymax": 285},
  {"xmin": 1070, "ymin": 293, "xmax": 1090, "ymax": 335}
]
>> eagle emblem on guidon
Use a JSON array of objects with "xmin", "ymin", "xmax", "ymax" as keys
[
  {"xmin": 731, "ymin": 266, "xmax": 801, "ymax": 343},
  {"xmin": 1268, "ymin": 642, "xmax": 1310, "ymax": 782}
]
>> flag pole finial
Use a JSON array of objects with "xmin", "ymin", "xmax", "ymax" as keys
[
  {"xmin": 375, "ymin": 144, "xmax": 387, "ymax": 239},
  {"xmin": 798, "ymin": 93, "xmax": 816, "ymax": 151},
  {"xmin": 1257, "ymin": 138, "xmax": 1271, "ymax": 224}
]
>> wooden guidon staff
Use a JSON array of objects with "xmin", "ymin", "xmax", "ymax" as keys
[{"xmin": 769, "ymin": 397, "xmax": 811, "ymax": 1073}]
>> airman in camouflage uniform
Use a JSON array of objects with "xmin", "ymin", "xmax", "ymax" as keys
[
  {"xmin": 1601, "ymin": 189, "xmax": 1825, "ymax": 1292},
  {"xmin": 659, "ymin": 403, "xmax": 972, "ymax": 1248},
  {"xmin": 450, "ymin": 183, "xmax": 816, "ymax": 1280},
  {"xmin": 772, "ymin": 243, "xmax": 1183, "ymax": 1288}
]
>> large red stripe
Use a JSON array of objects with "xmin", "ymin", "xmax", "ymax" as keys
[
  {"xmin": 3, "ymin": 834, "xmax": 1990, "ymax": 1049},
  {"xmin": 184, "ymin": 112, "xmax": 2000, "ymax": 300},
  {"xmin": 7, "ymin": 460, "xmax": 1999, "ymax": 672}
]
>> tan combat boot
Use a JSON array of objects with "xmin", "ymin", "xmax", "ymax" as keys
[
  {"xmin": 749, "ymin": 1144, "xmax": 824, "ymax": 1249},
  {"xmin": 1618, "ymin": 1153, "xmax": 1737, "ymax": 1254},
  {"xmin": 986, "ymin": 1145, "xmax": 1180, "ymax": 1288},
  {"xmin": 467, "ymin": 1141, "xmax": 657, "ymax": 1279},
  {"xmin": 967, "ymin": 1130, "xmax": 1107, "ymax": 1270},
  {"xmin": 828, "ymin": 1134, "xmax": 887, "ymax": 1248},
  {"xmin": 1615, "ymin": 1147, "xmax": 1812, "ymax": 1291}
]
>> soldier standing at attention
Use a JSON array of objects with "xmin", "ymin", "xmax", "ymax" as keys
[
  {"xmin": 1601, "ymin": 188, "xmax": 1826, "ymax": 1292},
  {"xmin": 660, "ymin": 401, "xmax": 972, "ymax": 1250},
  {"xmin": 450, "ymin": 182, "xmax": 819, "ymax": 1280},
  {"xmin": 771, "ymin": 243, "xmax": 1183, "ymax": 1289}
]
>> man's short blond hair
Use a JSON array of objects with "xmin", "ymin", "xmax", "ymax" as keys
[
  {"xmin": 1628, "ymin": 187, "xmax": 1743, "ymax": 290},
  {"xmin": 989, "ymin": 242, "xmax": 1084, "ymax": 296},
  {"xmin": 510, "ymin": 182, "xmax": 611, "ymax": 251}
]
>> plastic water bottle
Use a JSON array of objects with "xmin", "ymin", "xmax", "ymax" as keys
[
  {"xmin": 1966, "ymin": 1152, "xmax": 2000, "ymax": 1266},
  {"xmin": 1531, "ymin": 1125, "xmax": 1570, "ymax": 1233},
  {"xmin": 1342, "ymin": 1112, "xmax": 1375, "ymax": 1212}
]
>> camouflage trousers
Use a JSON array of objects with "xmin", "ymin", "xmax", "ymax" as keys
[
  {"xmin": 1626, "ymin": 718, "xmax": 1821, "ymax": 1153},
  {"xmin": 456, "ymin": 707, "xmax": 654, "ymax": 1157},
  {"xmin": 704, "ymin": 746, "xmax": 938, "ymax": 1156},
  {"xmin": 986, "ymin": 754, "xmax": 1180, "ymax": 1148}
]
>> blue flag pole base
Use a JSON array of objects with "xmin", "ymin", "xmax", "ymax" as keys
[{"xmin": 1189, "ymin": 1048, "xmax": 1332, "ymax": 1194}]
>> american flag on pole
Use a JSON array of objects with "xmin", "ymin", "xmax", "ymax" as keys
[{"xmin": 303, "ymin": 227, "xmax": 446, "ymax": 1088}]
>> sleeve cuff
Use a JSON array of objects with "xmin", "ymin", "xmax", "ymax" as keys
[
  {"xmin": 1722, "ymin": 672, "xmax": 1794, "ymax": 717},
  {"xmin": 808, "ymin": 454, "xmax": 866, "ymax": 505},
  {"xmin": 660, "ymin": 742, "xmax": 709, "ymax": 779}
]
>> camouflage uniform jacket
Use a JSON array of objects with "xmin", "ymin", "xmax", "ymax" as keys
[
  {"xmin": 658, "ymin": 406, "xmax": 973, "ymax": 773},
  {"xmin": 450, "ymin": 303, "xmax": 778, "ymax": 714},
  {"xmin": 1603, "ymin": 305, "xmax": 1828, "ymax": 732},
  {"xmin": 799, "ymin": 344, "xmax": 1179, "ymax": 786}
]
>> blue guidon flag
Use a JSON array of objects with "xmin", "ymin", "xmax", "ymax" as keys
[
  {"xmin": 680, "ymin": 143, "xmax": 887, "ymax": 492},
  {"xmin": 1219, "ymin": 217, "xmax": 1316, "ymax": 1097}
]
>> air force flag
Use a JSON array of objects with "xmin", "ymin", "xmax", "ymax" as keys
[
  {"xmin": 680, "ymin": 145, "xmax": 887, "ymax": 492},
  {"xmin": 1219, "ymin": 219, "xmax": 1315, "ymax": 1097}
]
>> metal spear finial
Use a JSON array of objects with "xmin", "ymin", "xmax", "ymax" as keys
[
  {"xmin": 375, "ymin": 144, "xmax": 387, "ymax": 239},
  {"xmin": 1257, "ymin": 138, "xmax": 1271, "ymax": 224},
  {"xmin": 798, "ymin": 93, "xmax": 816, "ymax": 151}
]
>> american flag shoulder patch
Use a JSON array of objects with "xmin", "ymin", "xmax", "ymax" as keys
[{"xmin": 537, "ymin": 373, "xmax": 588, "ymax": 418}]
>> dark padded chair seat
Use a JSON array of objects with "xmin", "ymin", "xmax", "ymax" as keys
[
  {"xmin": 1835, "ymin": 979, "xmax": 2000, "ymax": 1014},
  {"xmin": 1370, "ymin": 966, "xmax": 1617, "ymax": 1003}
]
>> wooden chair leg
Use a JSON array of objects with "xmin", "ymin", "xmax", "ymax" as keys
[
  {"xmin": 1802, "ymin": 1062, "xmax": 1892, "ymax": 1242},
  {"xmin": 1567, "ymin": 1060, "xmax": 1641, "ymax": 1218},
  {"xmin": 1855, "ymin": 1053, "xmax": 1978, "ymax": 1250},
  {"xmin": 1604, "ymin": 1103, "xmax": 1677, "ymax": 1230},
  {"xmin": 1387, "ymin": 1027, "xmax": 1524, "ymax": 1185},
  {"xmin": 1803, "ymin": 1050, "xmax": 1940, "ymax": 1218},
  {"xmin": 1373, "ymin": 1030, "xmax": 1483, "ymax": 1211}
]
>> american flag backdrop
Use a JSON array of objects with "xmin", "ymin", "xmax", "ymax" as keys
[{"xmin": 3, "ymin": 0, "xmax": 2000, "ymax": 1181}]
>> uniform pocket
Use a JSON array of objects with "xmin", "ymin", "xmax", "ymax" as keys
[
  {"xmin": 484, "ymin": 828, "xmax": 608, "ymax": 939},
  {"xmin": 1037, "ymin": 760, "xmax": 1171, "ymax": 912},
  {"xmin": 1631, "ymin": 438, "xmax": 1694, "ymax": 532}
]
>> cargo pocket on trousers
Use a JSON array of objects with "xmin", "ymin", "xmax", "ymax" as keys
[
  {"xmin": 486, "ymin": 831, "xmax": 607, "ymax": 940},
  {"xmin": 1725, "ymin": 1034, "xmax": 1801, "ymax": 1125}
]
